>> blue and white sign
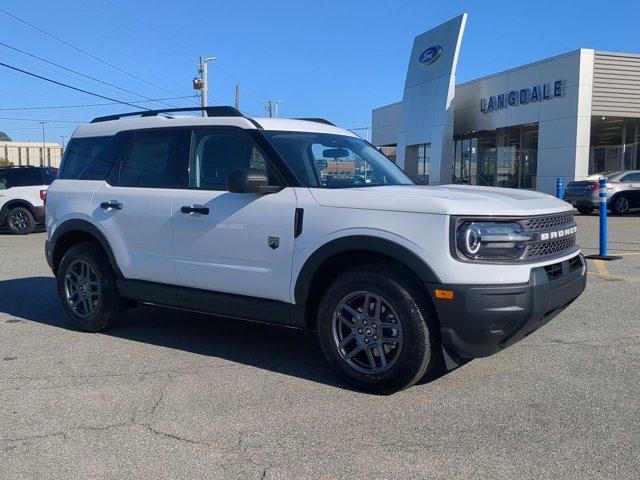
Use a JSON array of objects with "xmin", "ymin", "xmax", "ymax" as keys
[
  {"xmin": 419, "ymin": 45, "xmax": 442, "ymax": 65},
  {"xmin": 480, "ymin": 80, "xmax": 566, "ymax": 113}
]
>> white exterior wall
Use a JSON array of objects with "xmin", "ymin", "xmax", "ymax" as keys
[
  {"xmin": 371, "ymin": 102, "xmax": 401, "ymax": 146},
  {"xmin": 455, "ymin": 49, "xmax": 593, "ymax": 194},
  {"xmin": 0, "ymin": 141, "xmax": 64, "ymax": 168}
]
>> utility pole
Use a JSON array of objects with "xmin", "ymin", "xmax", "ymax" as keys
[
  {"xmin": 264, "ymin": 99, "xmax": 283, "ymax": 118},
  {"xmin": 193, "ymin": 56, "xmax": 215, "ymax": 117},
  {"xmin": 234, "ymin": 84, "xmax": 240, "ymax": 110},
  {"xmin": 60, "ymin": 136, "xmax": 66, "ymax": 149},
  {"xmin": 39, "ymin": 121, "xmax": 45, "ymax": 166}
]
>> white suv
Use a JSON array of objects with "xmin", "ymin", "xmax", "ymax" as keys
[
  {"xmin": 45, "ymin": 107, "xmax": 586, "ymax": 393},
  {"xmin": 0, "ymin": 166, "xmax": 57, "ymax": 234}
]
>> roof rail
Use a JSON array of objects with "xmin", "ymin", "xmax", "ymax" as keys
[
  {"xmin": 294, "ymin": 117, "xmax": 335, "ymax": 126},
  {"xmin": 90, "ymin": 106, "xmax": 244, "ymax": 123}
]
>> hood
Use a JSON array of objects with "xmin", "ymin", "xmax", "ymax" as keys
[{"xmin": 309, "ymin": 184, "xmax": 572, "ymax": 216}]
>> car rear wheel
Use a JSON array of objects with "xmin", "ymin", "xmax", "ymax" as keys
[
  {"xmin": 611, "ymin": 195, "xmax": 631, "ymax": 215},
  {"xmin": 317, "ymin": 264, "xmax": 440, "ymax": 394},
  {"xmin": 577, "ymin": 206, "xmax": 594, "ymax": 215},
  {"xmin": 57, "ymin": 241, "xmax": 124, "ymax": 332},
  {"xmin": 7, "ymin": 207, "xmax": 35, "ymax": 234}
]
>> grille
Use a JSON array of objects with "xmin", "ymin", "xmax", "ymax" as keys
[
  {"xmin": 544, "ymin": 261, "xmax": 564, "ymax": 281},
  {"xmin": 525, "ymin": 236, "xmax": 576, "ymax": 259},
  {"xmin": 522, "ymin": 214, "xmax": 574, "ymax": 232},
  {"xmin": 543, "ymin": 255, "xmax": 583, "ymax": 281}
]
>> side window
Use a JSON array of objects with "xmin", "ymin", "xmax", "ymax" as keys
[
  {"xmin": 0, "ymin": 171, "xmax": 7, "ymax": 190},
  {"xmin": 190, "ymin": 129, "xmax": 269, "ymax": 190},
  {"xmin": 621, "ymin": 172, "xmax": 640, "ymax": 182},
  {"xmin": 117, "ymin": 130, "xmax": 190, "ymax": 188},
  {"xmin": 59, "ymin": 137, "xmax": 111, "ymax": 180},
  {"xmin": 4, "ymin": 169, "xmax": 40, "ymax": 187}
]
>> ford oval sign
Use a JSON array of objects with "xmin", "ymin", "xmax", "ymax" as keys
[{"xmin": 419, "ymin": 45, "xmax": 442, "ymax": 65}]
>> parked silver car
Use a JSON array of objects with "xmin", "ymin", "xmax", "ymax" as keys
[{"xmin": 564, "ymin": 170, "xmax": 640, "ymax": 215}]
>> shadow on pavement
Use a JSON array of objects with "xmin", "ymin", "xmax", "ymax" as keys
[{"xmin": 0, "ymin": 276, "xmax": 356, "ymax": 390}]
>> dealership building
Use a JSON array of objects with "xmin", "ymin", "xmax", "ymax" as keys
[{"xmin": 371, "ymin": 14, "xmax": 640, "ymax": 193}]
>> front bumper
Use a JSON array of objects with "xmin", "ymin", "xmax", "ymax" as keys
[{"xmin": 428, "ymin": 254, "xmax": 587, "ymax": 359}]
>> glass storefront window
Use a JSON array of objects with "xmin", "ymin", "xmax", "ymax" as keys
[
  {"xmin": 416, "ymin": 143, "xmax": 430, "ymax": 185},
  {"xmin": 453, "ymin": 124, "xmax": 537, "ymax": 189}
]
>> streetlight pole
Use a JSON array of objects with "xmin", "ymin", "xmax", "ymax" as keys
[
  {"xmin": 264, "ymin": 99, "xmax": 283, "ymax": 118},
  {"xmin": 39, "ymin": 121, "xmax": 46, "ymax": 166},
  {"xmin": 195, "ymin": 56, "xmax": 216, "ymax": 117}
]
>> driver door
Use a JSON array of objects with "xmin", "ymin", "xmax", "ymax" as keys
[{"xmin": 171, "ymin": 128, "xmax": 297, "ymax": 303}]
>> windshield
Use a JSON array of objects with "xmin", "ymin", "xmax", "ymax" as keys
[{"xmin": 263, "ymin": 131, "xmax": 413, "ymax": 188}]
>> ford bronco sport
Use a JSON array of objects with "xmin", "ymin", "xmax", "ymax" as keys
[
  {"xmin": 45, "ymin": 107, "xmax": 586, "ymax": 393},
  {"xmin": 0, "ymin": 166, "xmax": 57, "ymax": 234}
]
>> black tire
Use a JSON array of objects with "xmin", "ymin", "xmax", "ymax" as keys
[
  {"xmin": 6, "ymin": 207, "xmax": 35, "ymax": 235},
  {"xmin": 317, "ymin": 264, "xmax": 440, "ymax": 394},
  {"xmin": 577, "ymin": 206, "xmax": 594, "ymax": 215},
  {"xmin": 56, "ymin": 241, "xmax": 124, "ymax": 332},
  {"xmin": 611, "ymin": 195, "xmax": 631, "ymax": 215}
]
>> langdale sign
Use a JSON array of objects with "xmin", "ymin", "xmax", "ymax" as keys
[{"xmin": 480, "ymin": 80, "xmax": 566, "ymax": 113}]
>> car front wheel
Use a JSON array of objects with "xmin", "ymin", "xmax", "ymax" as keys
[{"xmin": 317, "ymin": 264, "xmax": 440, "ymax": 394}]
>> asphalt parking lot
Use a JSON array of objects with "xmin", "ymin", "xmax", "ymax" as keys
[{"xmin": 1, "ymin": 215, "xmax": 639, "ymax": 480}]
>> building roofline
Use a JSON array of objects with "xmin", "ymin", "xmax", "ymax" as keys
[{"xmin": 456, "ymin": 49, "xmax": 593, "ymax": 87}]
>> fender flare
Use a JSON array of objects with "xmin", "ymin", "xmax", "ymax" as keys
[
  {"xmin": 293, "ymin": 235, "xmax": 441, "ymax": 305},
  {"xmin": 0, "ymin": 199, "xmax": 36, "ymax": 222},
  {"xmin": 50, "ymin": 219, "xmax": 123, "ymax": 277}
]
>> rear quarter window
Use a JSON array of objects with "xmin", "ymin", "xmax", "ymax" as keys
[{"xmin": 58, "ymin": 136, "xmax": 112, "ymax": 180}]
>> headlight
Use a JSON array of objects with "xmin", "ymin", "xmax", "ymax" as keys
[{"xmin": 455, "ymin": 221, "xmax": 532, "ymax": 261}]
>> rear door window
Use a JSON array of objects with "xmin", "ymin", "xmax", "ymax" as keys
[
  {"xmin": 3, "ymin": 168, "xmax": 41, "ymax": 187},
  {"xmin": 59, "ymin": 136, "xmax": 111, "ymax": 180},
  {"xmin": 115, "ymin": 130, "xmax": 190, "ymax": 188}
]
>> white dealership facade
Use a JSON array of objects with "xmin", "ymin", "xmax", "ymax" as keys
[{"xmin": 372, "ymin": 14, "xmax": 640, "ymax": 194}]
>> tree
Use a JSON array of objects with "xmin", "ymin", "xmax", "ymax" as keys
[
  {"xmin": 0, "ymin": 158, "xmax": 14, "ymax": 167},
  {"xmin": 0, "ymin": 131, "xmax": 12, "ymax": 142}
]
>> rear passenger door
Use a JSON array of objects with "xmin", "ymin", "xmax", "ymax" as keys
[
  {"xmin": 171, "ymin": 127, "xmax": 297, "ymax": 303},
  {"xmin": 89, "ymin": 129, "xmax": 190, "ymax": 284}
]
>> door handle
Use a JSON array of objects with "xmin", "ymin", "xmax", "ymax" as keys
[
  {"xmin": 100, "ymin": 200, "xmax": 123, "ymax": 210},
  {"xmin": 181, "ymin": 204, "xmax": 209, "ymax": 215}
]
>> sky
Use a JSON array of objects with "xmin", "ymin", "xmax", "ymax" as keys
[{"xmin": 0, "ymin": 0, "xmax": 639, "ymax": 143}]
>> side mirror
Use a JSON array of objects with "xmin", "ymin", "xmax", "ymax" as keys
[{"xmin": 227, "ymin": 168, "xmax": 281, "ymax": 194}]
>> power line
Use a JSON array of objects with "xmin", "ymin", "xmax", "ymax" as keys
[
  {"xmin": 104, "ymin": 0, "xmax": 197, "ymax": 60},
  {"xmin": 0, "ymin": 41, "xmax": 182, "ymax": 108},
  {"xmin": 0, "ymin": 61, "xmax": 153, "ymax": 110},
  {"xmin": 0, "ymin": 95, "xmax": 195, "ymax": 111},
  {"xmin": 0, "ymin": 116, "xmax": 83, "ymax": 123},
  {"xmin": 102, "ymin": 0, "xmax": 264, "ymax": 107},
  {"xmin": 0, "ymin": 7, "xmax": 185, "ymax": 101}
]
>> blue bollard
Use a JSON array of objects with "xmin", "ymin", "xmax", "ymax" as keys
[
  {"xmin": 585, "ymin": 177, "xmax": 620, "ymax": 261},
  {"xmin": 598, "ymin": 177, "xmax": 607, "ymax": 256},
  {"xmin": 556, "ymin": 177, "xmax": 563, "ymax": 199}
]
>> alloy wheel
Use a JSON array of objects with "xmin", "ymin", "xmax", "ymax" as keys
[
  {"xmin": 615, "ymin": 196, "xmax": 630, "ymax": 214},
  {"xmin": 64, "ymin": 259, "xmax": 102, "ymax": 318},
  {"xmin": 331, "ymin": 291, "xmax": 404, "ymax": 374},
  {"xmin": 9, "ymin": 211, "xmax": 29, "ymax": 232}
]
